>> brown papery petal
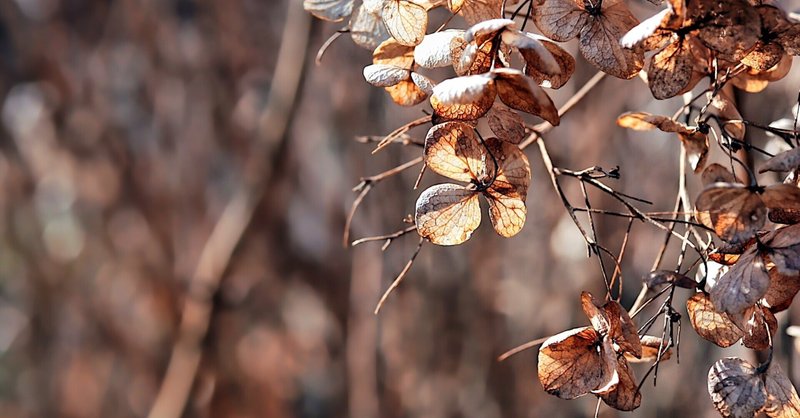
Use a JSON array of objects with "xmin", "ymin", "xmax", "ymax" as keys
[
  {"xmin": 493, "ymin": 69, "xmax": 559, "ymax": 125},
  {"xmin": 423, "ymin": 122, "xmax": 485, "ymax": 183},
  {"xmin": 678, "ymin": 130, "xmax": 709, "ymax": 173},
  {"xmin": 465, "ymin": 18, "xmax": 516, "ymax": 45},
  {"xmin": 709, "ymin": 92, "xmax": 746, "ymax": 141},
  {"xmin": 710, "ymin": 249, "xmax": 770, "ymax": 315},
  {"xmin": 627, "ymin": 335, "xmax": 671, "ymax": 363},
  {"xmin": 763, "ymin": 184, "xmax": 800, "ymax": 225},
  {"xmin": 780, "ymin": 24, "xmax": 800, "ymax": 56},
  {"xmin": 647, "ymin": 39, "xmax": 696, "ymax": 100},
  {"xmin": 382, "ymin": 0, "xmax": 428, "ymax": 47},
  {"xmin": 645, "ymin": 270, "xmax": 697, "ymax": 289},
  {"xmin": 484, "ymin": 137, "xmax": 531, "ymax": 197},
  {"xmin": 756, "ymin": 5, "xmax": 794, "ymax": 39},
  {"xmin": 690, "ymin": 0, "xmax": 760, "ymax": 62},
  {"xmin": 578, "ymin": 1, "xmax": 644, "ymax": 79},
  {"xmin": 452, "ymin": 38, "xmax": 495, "ymax": 76},
  {"xmin": 350, "ymin": 5, "xmax": 390, "ymax": 50},
  {"xmin": 486, "ymin": 102, "xmax": 526, "ymax": 144},
  {"xmin": 729, "ymin": 303, "xmax": 777, "ymax": 351},
  {"xmin": 763, "ymin": 268, "xmax": 800, "ymax": 313},
  {"xmin": 432, "ymin": 74, "xmax": 494, "ymax": 105},
  {"xmin": 373, "ymin": 38, "xmax": 415, "ymax": 67},
  {"xmin": 415, "ymin": 183, "xmax": 481, "ymax": 245},
  {"xmin": 733, "ymin": 53, "xmax": 793, "ymax": 92},
  {"xmin": 687, "ymin": 292, "xmax": 742, "ymax": 348},
  {"xmin": 604, "ymin": 301, "xmax": 642, "ymax": 358},
  {"xmin": 385, "ymin": 79, "xmax": 428, "ymax": 106},
  {"xmin": 430, "ymin": 76, "xmax": 496, "ymax": 121},
  {"xmin": 532, "ymin": 0, "xmax": 587, "ymax": 42},
  {"xmin": 765, "ymin": 224, "xmax": 800, "ymax": 277},
  {"xmin": 702, "ymin": 163, "xmax": 739, "ymax": 186},
  {"xmin": 501, "ymin": 31, "xmax": 559, "ymax": 75},
  {"xmin": 431, "ymin": 94, "xmax": 495, "ymax": 121},
  {"xmin": 600, "ymin": 357, "xmax": 641, "ymax": 411},
  {"xmin": 764, "ymin": 223, "xmax": 800, "ymax": 248},
  {"xmin": 764, "ymin": 361, "xmax": 800, "ymax": 418},
  {"xmin": 708, "ymin": 357, "xmax": 767, "ymax": 418},
  {"xmin": 452, "ymin": 0, "xmax": 505, "ymax": 25},
  {"xmin": 620, "ymin": 8, "xmax": 672, "ymax": 48},
  {"xmin": 616, "ymin": 111, "xmax": 688, "ymax": 133},
  {"xmin": 522, "ymin": 39, "xmax": 576, "ymax": 89},
  {"xmin": 537, "ymin": 327, "xmax": 616, "ymax": 400},
  {"xmin": 742, "ymin": 42, "xmax": 786, "ymax": 72},
  {"xmin": 580, "ymin": 291, "xmax": 610, "ymax": 336},
  {"xmin": 758, "ymin": 53, "xmax": 794, "ymax": 82},
  {"xmin": 483, "ymin": 139, "xmax": 530, "ymax": 237},
  {"xmin": 709, "ymin": 252, "xmax": 742, "ymax": 266},
  {"xmin": 484, "ymin": 187, "xmax": 527, "ymax": 237},
  {"xmin": 695, "ymin": 183, "xmax": 766, "ymax": 245}
]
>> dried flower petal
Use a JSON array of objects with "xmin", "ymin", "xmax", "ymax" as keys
[
  {"xmin": 385, "ymin": 79, "xmax": 428, "ymax": 106},
  {"xmin": 764, "ymin": 362, "xmax": 800, "ymax": 418},
  {"xmin": 538, "ymin": 327, "xmax": 618, "ymax": 400},
  {"xmin": 696, "ymin": 183, "xmax": 766, "ymax": 245},
  {"xmin": 423, "ymin": 122, "xmax": 485, "ymax": 183},
  {"xmin": 486, "ymin": 102, "xmax": 526, "ymax": 144},
  {"xmin": 351, "ymin": 4, "xmax": 390, "ymax": 49},
  {"xmin": 599, "ymin": 357, "xmax": 641, "ymax": 411},
  {"xmin": 363, "ymin": 64, "xmax": 411, "ymax": 87},
  {"xmin": 415, "ymin": 183, "xmax": 481, "ymax": 245},
  {"xmin": 710, "ymin": 249, "xmax": 770, "ymax": 315},
  {"xmin": 382, "ymin": 0, "xmax": 428, "ymax": 46},
  {"xmin": 414, "ymin": 30, "xmax": 464, "ymax": 68},
  {"xmin": 493, "ymin": 68, "xmax": 559, "ymax": 125},
  {"xmin": 687, "ymin": 293, "xmax": 742, "ymax": 348},
  {"xmin": 708, "ymin": 357, "xmax": 767, "ymax": 418}
]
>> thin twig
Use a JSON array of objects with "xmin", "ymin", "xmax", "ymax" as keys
[
  {"xmin": 536, "ymin": 139, "xmax": 594, "ymax": 246},
  {"xmin": 344, "ymin": 184, "xmax": 373, "ymax": 247},
  {"xmin": 355, "ymin": 134, "xmax": 424, "ymax": 147},
  {"xmin": 609, "ymin": 218, "xmax": 634, "ymax": 300},
  {"xmin": 344, "ymin": 157, "xmax": 424, "ymax": 246},
  {"xmin": 374, "ymin": 237, "xmax": 425, "ymax": 314},
  {"xmin": 351, "ymin": 225, "xmax": 417, "ymax": 247},
  {"xmin": 373, "ymin": 116, "xmax": 432, "ymax": 153},
  {"xmin": 316, "ymin": 30, "xmax": 346, "ymax": 66},
  {"xmin": 497, "ymin": 336, "xmax": 550, "ymax": 361}
]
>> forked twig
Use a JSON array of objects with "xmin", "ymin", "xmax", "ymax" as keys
[
  {"xmin": 374, "ymin": 237, "xmax": 425, "ymax": 314},
  {"xmin": 343, "ymin": 156, "xmax": 423, "ymax": 247},
  {"xmin": 351, "ymin": 224, "xmax": 417, "ymax": 248}
]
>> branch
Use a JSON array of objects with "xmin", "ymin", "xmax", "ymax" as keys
[
  {"xmin": 343, "ymin": 157, "xmax": 423, "ymax": 246},
  {"xmin": 351, "ymin": 224, "xmax": 417, "ymax": 249},
  {"xmin": 146, "ymin": 3, "xmax": 312, "ymax": 418},
  {"xmin": 374, "ymin": 237, "xmax": 425, "ymax": 314}
]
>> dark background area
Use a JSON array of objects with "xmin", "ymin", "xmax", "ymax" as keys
[{"xmin": 0, "ymin": 0, "xmax": 799, "ymax": 417}]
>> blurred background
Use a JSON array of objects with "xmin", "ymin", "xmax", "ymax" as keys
[{"xmin": 0, "ymin": 0, "xmax": 799, "ymax": 417}]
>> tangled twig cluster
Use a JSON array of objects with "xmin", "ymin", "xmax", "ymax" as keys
[{"xmin": 304, "ymin": 0, "xmax": 800, "ymax": 415}]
